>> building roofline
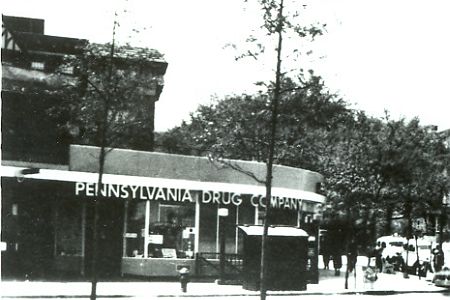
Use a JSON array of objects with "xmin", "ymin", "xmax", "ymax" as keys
[{"xmin": 69, "ymin": 144, "xmax": 324, "ymax": 194}]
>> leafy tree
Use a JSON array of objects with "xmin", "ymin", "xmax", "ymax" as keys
[
  {"xmin": 221, "ymin": 1, "xmax": 325, "ymax": 297},
  {"xmin": 160, "ymin": 86, "xmax": 450, "ymax": 285},
  {"xmin": 322, "ymin": 114, "xmax": 450, "ymax": 248},
  {"xmin": 156, "ymin": 0, "xmax": 450, "ymax": 288},
  {"xmin": 52, "ymin": 42, "xmax": 165, "ymax": 151},
  {"xmin": 315, "ymin": 112, "xmax": 383, "ymax": 286},
  {"xmin": 49, "ymin": 17, "xmax": 166, "ymax": 300},
  {"xmin": 159, "ymin": 74, "xmax": 356, "ymax": 290},
  {"xmin": 374, "ymin": 118, "xmax": 450, "ymax": 237},
  {"xmin": 155, "ymin": 122, "xmax": 198, "ymax": 155},
  {"xmin": 158, "ymin": 73, "xmax": 349, "ymax": 166}
]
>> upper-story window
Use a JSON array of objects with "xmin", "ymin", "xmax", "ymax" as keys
[{"xmin": 31, "ymin": 61, "xmax": 45, "ymax": 70}]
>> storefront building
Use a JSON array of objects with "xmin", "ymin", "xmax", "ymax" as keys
[
  {"xmin": 1, "ymin": 145, "xmax": 325, "ymax": 279},
  {"xmin": 2, "ymin": 14, "xmax": 324, "ymax": 280}
]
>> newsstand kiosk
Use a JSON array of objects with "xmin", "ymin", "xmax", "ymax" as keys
[{"xmin": 238, "ymin": 225, "xmax": 309, "ymax": 291}]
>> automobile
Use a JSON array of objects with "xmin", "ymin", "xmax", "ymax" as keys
[
  {"xmin": 376, "ymin": 235, "xmax": 406, "ymax": 271},
  {"xmin": 433, "ymin": 268, "xmax": 450, "ymax": 288},
  {"xmin": 401, "ymin": 237, "xmax": 434, "ymax": 276},
  {"xmin": 442, "ymin": 241, "xmax": 450, "ymax": 269},
  {"xmin": 377, "ymin": 235, "xmax": 406, "ymax": 259}
]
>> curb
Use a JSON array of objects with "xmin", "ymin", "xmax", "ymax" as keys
[
  {"xmin": 2, "ymin": 289, "xmax": 448, "ymax": 298},
  {"xmin": 156, "ymin": 289, "xmax": 448, "ymax": 297}
]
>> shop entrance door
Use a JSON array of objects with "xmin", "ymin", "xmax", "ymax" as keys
[
  {"xmin": 1, "ymin": 180, "xmax": 56, "ymax": 280},
  {"xmin": 17, "ymin": 195, "xmax": 54, "ymax": 279}
]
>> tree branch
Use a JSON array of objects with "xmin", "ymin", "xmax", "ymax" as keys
[{"xmin": 207, "ymin": 155, "xmax": 266, "ymax": 184}]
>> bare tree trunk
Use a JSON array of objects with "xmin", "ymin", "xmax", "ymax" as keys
[
  {"xmin": 90, "ymin": 146, "xmax": 106, "ymax": 300},
  {"xmin": 402, "ymin": 197, "xmax": 412, "ymax": 279},
  {"xmin": 404, "ymin": 197, "xmax": 413, "ymax": 239},
  {"xmin": 90, "ymin": 19, "xmax": 116, "ymax": 300},
  {"xmin": 384, "ymin": 203, "xmax": 393, "ymax": 236},
  {"xmin": 90, "ymin": 82, "xmax": 110, "ymax": 300},
  {"xmin": 260, "ymin": 1, "xmax": 284, "ymax": 299},
  {"xmin": 370, "ymin": 211, "xmax": 377, "ymax": 245},
  {"xmin": 344, "ymin": 207, "xmax": 352, "ymax": 289}
]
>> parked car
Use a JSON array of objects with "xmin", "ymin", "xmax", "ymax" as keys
[
  {"xmin": 376, "ymin": 235, "xmax": 406, "ymax": 271},
  {"xmin": 433, "ymin": 268, "xmax": 450, "ymax": 288},
  {"xmin": 377, "ymin": 235, "xmax": 406, "ymax": 259},
  {"xmin": 442, "ymin": 241, "xmax": 450, "ymax": 269},
  {"xmin": 401, "ymin": 237, "xmax": 434, "ymax": 276}
]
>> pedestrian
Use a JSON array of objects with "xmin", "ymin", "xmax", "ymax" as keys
[
  {"xmin": 323, "ymin": 253, "xmax": 331, "ymax": 270},
  {"xmin": 432, "ymin": 245, "xmax": 444, "ymax": 273},
  {"xmin": 374, "ymin": 242, "xmax": 384, "ymax": 272},
  {"xmin": 347, "ymin": 240, "xmax": 358, "ymax": 273},
  {"xmin": 333, "ymin": 252, "xmax": 342, "ymax": 276},
  {"xmin": 322, "ymin": 237, "xmax": 331, "ymax": 270}
]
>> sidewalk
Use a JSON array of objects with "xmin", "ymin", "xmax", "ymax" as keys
[
  {"xmin": 1, "ymin": 259, "xmax": 448, "ymax": 298},
  {"xmin": 307, "ymin": 267, "xmax": 444, "ymax": 295},
  {"xmin": 307, "ymin": 255, "xmax": 446, "ymax": 294}
]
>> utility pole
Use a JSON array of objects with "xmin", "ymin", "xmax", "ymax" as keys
[{"xmin": 218, "ymin": 208, "xmax": 228, "ymax": 284}]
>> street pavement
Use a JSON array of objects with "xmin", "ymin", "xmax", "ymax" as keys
[{"xmin": 1, "ymin": 256, "xmax": 448, "ymax": 298}]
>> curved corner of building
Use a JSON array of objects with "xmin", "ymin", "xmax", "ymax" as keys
[{"xmin": 69, "ymin": 144, "xmax": 324, "ymax": 196}]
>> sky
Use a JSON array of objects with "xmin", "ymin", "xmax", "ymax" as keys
[{"xmin": 2, "ymin": 0, "xmax": 450, "ymax": 132}]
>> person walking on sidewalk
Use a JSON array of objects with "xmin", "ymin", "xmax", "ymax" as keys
[
  {"xmin": 347, "ymin": 240, "xmax": 358, "ymax": 273},
  {"xmin": 373, "ymin": 241, "xmax": 385, "ymax": 272},
  {"xmin": 432, "ymin": 245, "xmax": 445, "ymax": 273},
  {"xmin": 322, "ymin": 237, "xmax": 332, "ymax": 270},
  {"xmin": 333, "ymin": 251, "xmax": 342, "ymax": 276}
]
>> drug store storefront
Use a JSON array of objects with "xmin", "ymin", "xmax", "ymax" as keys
[{"xmin": 1, "ymin": 145, "xmax": 325, "ymax": 279}]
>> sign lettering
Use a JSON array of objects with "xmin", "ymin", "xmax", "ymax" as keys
[{"xmin": 74, "ymin": 182, "xmax": 305, "ymax": 211}]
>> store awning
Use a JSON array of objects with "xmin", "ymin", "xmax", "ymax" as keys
[
  {"xmin": 238, "ymin": 225, "xmax": 308, "ymax": 237},
  {"xmin": 0, "ymin": 166, "xmax": 325, "ymax": 203}
]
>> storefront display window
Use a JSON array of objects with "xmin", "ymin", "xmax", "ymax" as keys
[
  {"xmin": 123, "ymin": 200, "xmax": 196, "ymax": 259},
  {"xmin": 257, "ymin": 205, "xmax": 298, "ymax": 226},
  {"xmin": 148, "ymin": 203, "xmax": 195, "ymax": 258},
  {"xmin": 124, "ymin": 201, "xmax": 146, "ymax": 257}
]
